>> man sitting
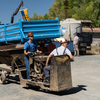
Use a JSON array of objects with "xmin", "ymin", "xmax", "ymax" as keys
[{"xmin": 44, "ymin": 39, "xmax": 74, "ymax": 84}]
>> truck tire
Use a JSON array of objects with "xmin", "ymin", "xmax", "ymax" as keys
[{"xmin": 0, "ymin": 71, "xmax": 6, "ymax": 84}]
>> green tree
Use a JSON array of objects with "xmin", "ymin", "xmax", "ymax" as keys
[
  {"xmin": 92, "ymin": 0, "xmax": 100, "ymax": 27},
  {"xmin": 43, "ymin": 14, "xmax": 49, "ymax": 20},
  {"xmin": 72, "ymin": 2, "xmax": 94, "ymax": 20},
  {"xmin": 30, "ymin": 13, "xmax": 38, "ymax": 20},
  {"xmin": 68, "ymin": 0, "xmax": 100, "ymax": 27},
  {"xmin": 38, "ymin": 14, "xmax": 43, "ymax": 20},
  {"xmin": 48, "ymin": 0, "xmax": 65, "ymax": 21},
  {"xmin": 30, "ymin": 0, "xmax": 100, "ymax": 27}
]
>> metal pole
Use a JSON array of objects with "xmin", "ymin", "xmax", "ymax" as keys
[{"xmin": 64, "ymin": 0, "xmax": 68, "ymax": 19}]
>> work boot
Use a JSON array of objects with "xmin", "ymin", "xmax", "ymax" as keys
[{"xmin": 44, "ymin": 76, "xmax": 50, "ymax": 84}]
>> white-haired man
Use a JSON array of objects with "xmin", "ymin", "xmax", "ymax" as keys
[{"xmin": 44, "ymin": 39, "xmax": 73, "ymax": 84}]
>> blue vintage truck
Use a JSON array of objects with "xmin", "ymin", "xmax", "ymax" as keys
[{"xmin": 0, "ymin": 17, "xmax": 63, "ymax": 44}]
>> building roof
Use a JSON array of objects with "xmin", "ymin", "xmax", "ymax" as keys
[
  {"xmin": 82, "ymin": 28, "xmax": 100, "ymax": 33},
  {"xmin": 81, "ymin": 20, "xmax": 93, "ymax": 23}
]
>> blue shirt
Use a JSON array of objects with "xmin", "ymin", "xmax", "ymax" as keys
[{"xmin": 24, "ymin": 41, "xmax": 38, "ymax": 57}]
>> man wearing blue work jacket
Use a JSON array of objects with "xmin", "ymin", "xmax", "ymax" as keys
[{"xmin": 24, "ymin": 32, "xmax": 42, "ymax": 79}]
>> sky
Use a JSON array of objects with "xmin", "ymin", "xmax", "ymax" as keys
[{"xmin": 0, "ymin": 0, "xmax": 55, "ymax": 24}]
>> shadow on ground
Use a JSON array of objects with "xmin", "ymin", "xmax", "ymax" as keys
[
  {"xmin": 23, "ymin": 85, "xmax": 87, "ymax": 96},
  {"xmin": 44, "ymin": 85, "xmax": 87, "ymax": 96}
]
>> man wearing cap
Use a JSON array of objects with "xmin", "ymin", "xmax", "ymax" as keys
[
  {"xmin": 44, "ymin": 39, "xmax": 73, "ymax": 84},
  {"xmin": 73, "ymin": 33, "xmax": 79, "ymax": 56},
  {"xmin": 24, "ymin": 32, "xmax": 42, "ymax": 79}
]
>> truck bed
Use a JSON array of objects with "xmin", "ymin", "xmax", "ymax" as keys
[{"xmin": 0, "ymin": 18, "xmax": 63, "ymax": 44}]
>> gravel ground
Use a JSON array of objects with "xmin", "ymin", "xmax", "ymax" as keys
[{"xmin": 0, "ymin": 54, "xmax": 100, "ymax": 100}]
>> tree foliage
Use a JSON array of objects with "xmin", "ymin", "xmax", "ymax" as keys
[
  {"xmin": 48, "ymin": 0, "xmax": 65, "ymax": 21},
  {"xmin": 92, "ymin": 0, "xmax": 100, "ymax": 27},
  {"xmin": 30, "ymin": 0, "xmax": 100, "ymax": 27},
  {"xmin": 30, "ymin": 13, "xmax": 38, "ymax": 20},
  {"xmin": 43, "ymin": 14, "xmax": 49, "ymax": 20}
]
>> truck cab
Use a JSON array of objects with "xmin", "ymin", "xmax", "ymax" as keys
[{"xmin": 60, "ymin": 18, "xmax": 93, "ymax": 55}]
